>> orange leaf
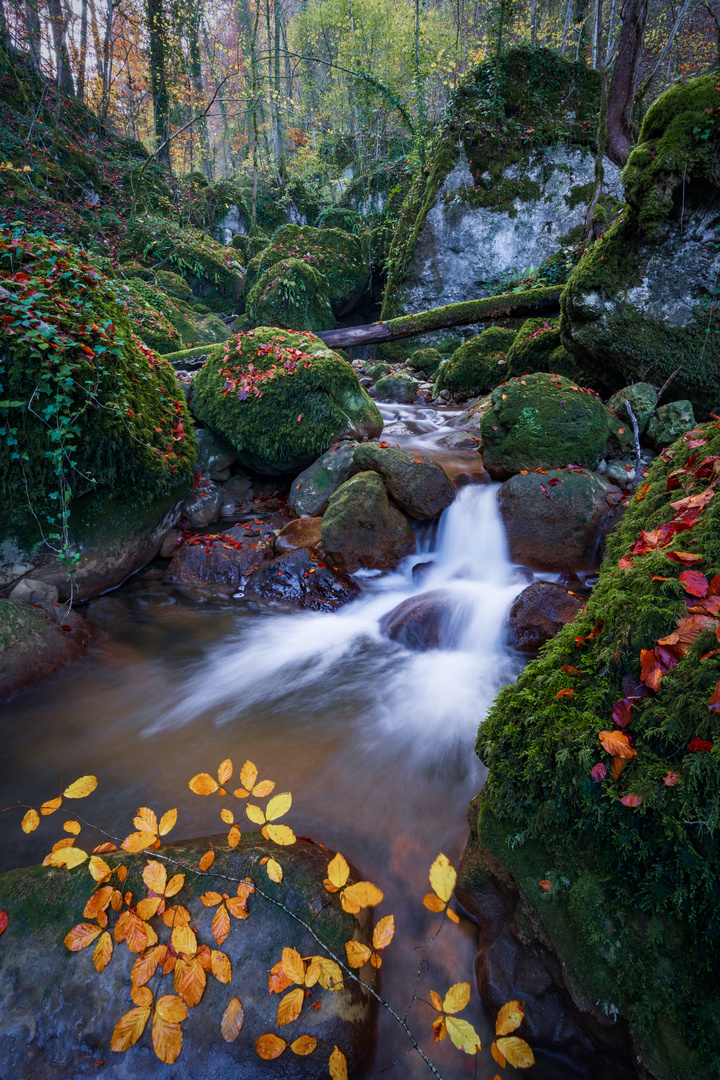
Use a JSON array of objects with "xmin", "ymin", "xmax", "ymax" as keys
[
  {"xmin": 443, "ymin": 982, "xmax": 471, "ymax": 1014},
  {"xmin": 537, "ymin": 880, "xmax": 552, "ymax": 892},
  {"xmin": 277, "ymin": 986, "xmax": 305, "ymax": 1026},
  {"xmin": 175, "ymin": 956, "xmax": 206, "ymax": 1007},
  {"xmin": 373, "ymin": 914, "xmax": 395, "ymax": 951},
  {"xmin": 329, "ymin": 1045, "xmax": 349, "ymax": 1080},
  {"xmin": 433, "ymin": 1015, "xmax": 448, "ymax": 1041},
  {"xmin": 227, "ymin": 825, "xmax": 241, "ymax": 848},
  {"xmin": 561, "ymin": 665, "xmax": 580, "ymax": 674},
  {"xmin": 201, "ymin": 891, "xmax": 222, "ymax": 907},
  {"xmin": 496, "ymin": 1036, "xmax": 535, "ymax": 1068},
  {"xmin": 221, "ymin": 997, "xmax": 244, "ymax": 1042},
  {"xmin": 664, "ymin": 771, "xmax": 681, "ymax": 786},
  {"xmin": 269, "ymin": 961, "xmax": 293, "ymax": 995},
  {"xmin": 217, "ymin": 759, "xmax": 233, "ymax": 784},
  {"xmin": 155, "ymin": 994, "xmax": 188, "ymax": 1023},
  {"xmin": 21, "ymin": 809, "xmax": 39, "ymax": 833},
  {"xmin": 619, "ymin": 793, "xmax": 643, "ymax": 807},
  {"xmin": 345, "ymin": 939, "xmax": 372, "ymax": 968},
  {"xmin": 430, "ymin": 990, "xmax": 443, "ymax": 1011},
  {"xmin": 612, "ymin": 755, "xmax": 627, "ymax": 781},
  {"xmin": 252, "ymin": 780, "xmax": 275, "ymax": 797},
  {"xmin": 220, "ymin": 808, "xmax": 234, "ymax": 825},
  {"xmin": 446, "ymin": 908, "xmax": 460, "ymax": 923},
  {"xmin": 131, "ymin": 946, "xmax": 162, "ymax": 988},
  {"xmin": 240, "ymin": 760, "xmax": 258, "ymax": 791},
  {"xmin": 265, "ymin": 823, "xmax": 296, "ymax": 845},
  {"xmin": 131, "ymin": 985, "xmax": 153, "ymax": 1008},
  {"xmin": 555, "ymin": 688, "xmax": 574, "ymax": 698},
  {"xmin": 496, "ymin": 1000, "xmax": 524, "ymax": 1036},
  {"xmin": 142, "ymin": 861, "xmax": 167, "ymax": 896},
  {"xmin": 199, "ymin": 849, "xmax": 215, "ymax": 871},
  {"xmin": 256, "ymin": 1032, "xmax": 287, "ymax": 1059},
  {"xmin": 280, "ymin": 947, "xmax": 306, "ymax": 984},
  {"xmin": 110, "ymin": 1006, "xmax": 150, "ymax": 1051},
  {"xmin": 326, "ymin": 852, "xmax": 350, "ymax": 889},
  {"xmin": 151, "ymin": 1014, "xmax": 183, "ymax": 1064},
  {"xmin": 40, "ymin": 797, "xmax": 62, "ymax": 815},
  {"xmin": 166, "ymin": 874, "xmax": 184, "ymax": 898},
  {"xmin": 341, "ymin": 881, "xmax": 383, "ymax": 912},
  {"xmin": 93, "ymin": 931, "xmax": 113, "ymax": 972},
  {"xmin": 88, "ymin": 856, "xmax": 113, "ymax": 882},
  {"xmin": 211, "ymin": 949, "xmax": 232, "ymax": 983},
  {"xmin": 83, "ymin": 885, "xmax": 114, "ymax": 920},
  {"xmin": 598, "ymin": 730, "xmax": 637, "ymax": 758},
  {"xmin": 121, "ymin": 831, "xmax": 156, "ymax": 853},
  {"xmin": 423, "ymin": 892, "xmax": 446, "ymax": 912},
  {"xmin": 158, "ymin": 809, "xmax": 177, "ymax": 836},
  {"xmin": 64, "ymin": 922, "xmax": 102, "ymax": 951},
  {"xmin": 171, "ymin": 923, "xmax": 197, "ymax": 956},
  {"xmin": 291, "ymin": 1034, "xmax": 317, "ymax": 1055},
  {"xmin": 188, "ymin": 773, "xmax": 218, "ymax": 796},
  {"xmin": 134, "ymin": 807, "xmax": 158, "ymax": 835},
  {"xmin": 63, "ymin": 776, "xmax": 98, "ymax": 799},
  {"xmin": 491, "ymin": 1041, "xmax": 507, "ymax": 1067}
]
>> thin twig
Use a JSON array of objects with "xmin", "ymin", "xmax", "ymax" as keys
[
  {"xmin": 624, "ymin": 401, "xmax": 642, "ymax": 488},
  {"xmin": 656, "ymin": 367, "xmax": 682, "ymax": 405}
]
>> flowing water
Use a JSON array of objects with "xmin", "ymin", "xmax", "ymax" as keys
[{"xmin": 0, "ymin": 404, "xmax": 569, "ymax": 1078}]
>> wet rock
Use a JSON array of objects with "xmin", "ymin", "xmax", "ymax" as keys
[
  {"xmin": 0, "ymin": 835, "xmax": 374, "ymax": 1079},
  {"xmin": 498, "ymin": 469, "xmax": 623, "ymax": 572},
  {"xmin": 0, "ymin": 561, "xmax": 34, "ymax": 589},
  {"xmin": 607, "ymin": 383, "xmax": 657, "ymax": 434},
  {"xmin": 353, "ymin": 442, "xmax": 455, "ymax": 520},
  {"xmin": 321, "ymin": 472, "xmax": 416, "ymax": 574},
  {"xmin": 182, "ymin": 475, "xmax": 222, "ymax": 527},
  {"xmin": 411, "ymin": 561, "xmax": 435, "ymax": 585},
  {"xmin": 166, "ymin": 524, "xmax": 275, "ymax": 587},
  {"xmin": 245, "ymin": 548, "xmax": 360, "ymax": 611},
  {"xmin": 289, "ymin": 442, "xmax": 359, "ymax": 517},
  {"xmin": 276, "ymin": 517, "xmax": 323, "ymax": 553},
  {"xmin": 379, "ymin": 590, "xmax": 460, "ymax": 651},
  {"xmin": 194, "ymin": 427, "xmax": 236, "ymax": 478},
  {"xmin": 371, "ymin": 372, "xmax": 419, "ymax": 404},
  {"xmin": 222, "ymin": 473, "xmax": 253, "ymax": 501},
  {"xmin": 8, "ymin": 578, "xmax": 59, "ymax": 605},
  {"xmin": 0, "ymin": 599, "xmax": 92, "ymax": 699},
  {"xmin": 646, "ymin": 400, "xmax": 697, "ymax": 449},
  {"xmin": 159, "ymin": 528, "xmax": 181, "ymax": 558},
  {"xmin": 506, "ymin": 581, "xmax": 585, "ymax": 652}
]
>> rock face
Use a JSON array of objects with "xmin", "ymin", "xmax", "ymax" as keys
[
  {"xmin": 0, "ymin": 836, "xmax": 374, "ymax": 1079},
  {"xmin": 353, "ymin": 443, "xmax": 455, "ymax": 520},
  {"xmin": 245, "ymin": 548, "xmax": 360, "ymax": 611},
  {"xmin": 0, "ymin": 599, "xmax": 93, "ymax": 699},
  {"xmin": 321, "ymin": 473, "xmax": 416, "ymax": 573},
  {"xmin": 191, "ymin": 329, "xmax": 382, "ymax": 474},
  {"xmin": 379, "ymin": 590, "xmax": 460, "ymax": 650},
  {"xmin": 166, "ymin": 523, "xmax": 275, "ymax": 588},
  {"xmin": 506, "ymin": 581, "xmax": 585, "ymax": 652},
  {"xmin": 288, "ymin": 442, "xmax": 359, "ymax": 517},
  {"xmin": 561, "ymin": 76, "xmax": 720, "ymax": 408},
  {"xmin": 646, "ymin": 400, "xmax": 696, "ymax": 448},
  {"xmin": 480, "ymin": 373, "xmax": 613, "ymax": 480},
  {"xmin": 498, "ymin": 469, "xmax": 623, "ymax": 572}
]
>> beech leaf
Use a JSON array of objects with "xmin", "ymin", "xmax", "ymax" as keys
[
  {"xmin": 221, "ymin": 997, "xmax": 244, "ymax": 1042},
  {"xmin": 256, "ymin": 1033, "xmax": 287, "ymax": 1059},
  {"xmin": 111, "ymin": 1006, "xmax": 150, "ymax": 1052},
  {"xmin": 188, "ymin": 773, "xmax": 218, "ymax": 796},
  {"xmin": 446, "ymin": 1016, "xmax": 482, "ymax": 1053},
  {"xmin": 443, "ymin": 981, "xmax": 471, "ymax": 1015},
  {"xmin": 496, "ymin": 1035, "xmax": 535, "ymax": 1068},
  {"xmin": 63, "ymin": 776, "xmax": 98, "ymax": 799},
  {"xmin": 291, "ymin": 1034, "xmax": 317, "ymax": 1055},
  {"xmin": 21, "ymin": 809, "xmax": 39, "ymax": 833},
  {"xmin": 429, "ymin": 853, "xmax": 456, "ymax": 903},
  {"xmin": 329, "ymin": 1045, "xmax": 349, "ymax": 1080},
  {"xmin": 496, "ymin": 1000, "xmax": 524, "ymax": 1036},
  {"xmin": 373, "ymin": 914, "xmax": 395, "ymax": 951}
]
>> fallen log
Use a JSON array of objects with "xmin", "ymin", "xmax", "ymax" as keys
[{"xmin": 316, "ymin": 285, "xmax": 563, "ymax": 350}]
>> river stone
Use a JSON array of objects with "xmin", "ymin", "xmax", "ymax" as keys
[
  {"xmin": 182, "ymin": 475, "xmax": 223, "ymax": 527},
  {"xmin": 288, "ymin": 442, "xmax": 358, "ymax": 518},
  {"xmin": 372, "ymin": 372, "xmax": 419, "ymax": 404},
  {"xmin": 321, "ymin": 473, "xmax": 416, "ymax": 573},
  {"xmin": 646, "ymin": 400, "xmax": 697, "ymax": 449},
  {"xmin": 245, "ymin": 548, "xmax": 360, "ymax": 611},
  {"xmin": 480, "ymin": 373, "xmax": 613, "ymax": 480},
  {"xmin": 607, "ymin": 383, "xmax": 657, "ymax": 434},
  {"xmin": 498, "ymin": 469, "xmax": 623, "ymax": 572},
  {"xmin": 222, "ymin": 473, "xmax": 253, "ymax": 500},
  {"xmin": 506, "ymin": 581, "xmax": 585, "ymax": 652},
  {"xmin": 195, "ymin": 426, "xmax": 237, "ymax": 479},
  {"xmin": 166, "ymin": 523, "xmax": 275, "ymax": 587},
  {"xmin": 0, "ymin": 598, "xmax": 92, "ymax": 699},
  {"xmin": 8, "ymin": 577, "xmax": 59, "ymax": 605},
  {"xmin": 275, "ymin": 517, "xmax": 323, "ymax": 553},
  {"xmin": 353, "ymin": 443, "xmax": 455, "ymax": 520},
  {"xmin": 0, "ymin": 835, "xmax": 374, "ymax": 1078},
  {"xmin": 379, "ymin": 590, "xmax": 460, "ymax": 651}
]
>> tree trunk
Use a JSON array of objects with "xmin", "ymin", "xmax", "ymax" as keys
[
  {"xmin": 47, "ymin": 0, "xmax": 75, "ymax": 97},
  {"xmin": 530, "ymin": 0, "xmax": 538, "ymax": 44},
  {"xmin": 560, "ymin": 0, "xmax": 573, "ymax": 54},
  {"xmin": 76, "ymin": 0, "xmax": 88, "ymax": 103},
  {"xmin": 23, "ymin": 0, "xmax": 42, "ymax": 71},
  {"xmin": 187, "ymin": 0, "xmax": 212, "ymax": 179},
  {"xmin": 146, "ymin": 0, "xmax": 171, "ymax": 170},
  {"xmin": 606, "ymin": 0, "xmax": 648, "ymax": 166},
  {"xmin": 586, "ymin": 0, "xmax": 607, "ymax": 237}
]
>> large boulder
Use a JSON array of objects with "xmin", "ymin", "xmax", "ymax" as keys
[
  {"xmin": 245, "ymin": 259, "xmax": 335, "ymax": 332},
  {"xmin": 433, "ymin": 328, "xmax": 517, "ymax": 400},
  {"xmin": 498, "ymin": 468, "xmax": 623, "ymax": 572},
  {"xmin": 244, "ymin": 548, "xmax": 360, "ymax": 611},
  {"xmin": 371, "ymin": 372, "xmax": 419, "ymax": 404},
  {"xmin": 191, "ymin": 329, "xmax": 382, "ymax": 474},
  {"xmin": 480, "ymin": 373, "xmax": 613, "ymax": 479},
  {"xmin": 379, "ymin": 590, "xmax": 460, "ymax": 650},
  {"xmin": 561, "ymin": 76, "xmax": 720, "ymax": 409},
  {"xmin": 166, "ymin": 523, "xmax": 276, "ymax": 588},
  {"xmin": 646, "ymin": 400, "xmax": 696, "ymax": 449},
  {"xmin": 353, "ymin": 443, "xmax": 454, "ymax": 520},
  {"xmin": 503, "ymin": 319, "xmax": 583, "ymax": 383},
  {"xmin": 506, "ymin": 580, "xmax": 585, "ymax": 652},
  {"xmin": 321, "ymin": 473, "xmax": 416, "ymax": 573},
  {"xmin": 607, "ymin": 383, "xmax": 658, "ymax": 435},
  {"xmin": 288, "ymin": 442, "xmax": 359, "ymax": 517},
  {"xmin": 382, "ymin": 49, "xmax": 620, "ymax": 318},
  {"xmin": 472, "ymin": 419, "xmax": 720, "ymax": 1080},
  {"xmin": 0, "ymin": 599, "xmax": 92, "ymax": 699},
  {"xmin": 0, "ymin": 835, "xmax": 374, "ymax": 1078}
]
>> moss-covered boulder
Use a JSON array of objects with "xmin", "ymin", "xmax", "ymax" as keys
[
  {"xmin": 0, "ymin": 230, "xmax": 195, "ymax": 598},
  {"xmin": 120, "ymin": 277, "xmax": 231, "ymax": 354},
  {"xmin": 504, "ymin": 318, "xmax": 563, "ymax": 380},
  {"xmin": 607, "ymin": 382, "xmax": 658, "ymax": 434},
  {"xmin": 245, "ymin": 224, "xmax": 368, "ymax": 316},
  {"xmin": 562, "ymin": 75, "xmax": 720, "ymax": 410},
  {"xmin": 646, "ymin": 399, "xmax": 696, "ymax": 449},
  {"xmin": 191, "ymin": 329, "xmax": 382, "ymax": 474},
  {"xmin": 372, "ymin": 371, "xmax": 419, "ymax": 403},
  {"xmin": 433, "ymin": 328, "xmax": 517, "ymax": 399},
  {"xmin": 353, "ymin": 442, "xmax": 454, "ymax": 520},
  {"xmin": 479, "ymin": 373, "xmax": 613, "ymax": 479},
  {"xmin": 321, "ymin": 472, "xmax": 415, "ymax": 573},
  {"xmin": 288, "ymin": 442, "xmax": 359, "ymax": 517},
  {"xmin": 0, "ymin": 835, "xmax": 374, "ymax": 1077},
  {"xmin": 407, "ymin": 347, "xmax": 444, "ymax": 379},
  {"xmin": 245, "ymin": 258, "xmax": 334, "ymax": 332},
  {"xmin": 474, "ymin": 419, "xmax": 720, "ymax": 1079}
]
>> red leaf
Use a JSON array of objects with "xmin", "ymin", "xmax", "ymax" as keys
[
  {"xmin": 591, "ymin": 763, "xmax": 606, "ymax": 782},
  {"xmin": 618, "ymin": 555, "xmax": 634, "ymax": 570},
  {"xmin": 664, "ymin": 771, "xmax": 681, "ymax": 786},
  {"xmin": 619, "ymin": 794, "xmax": 643, "ymax": 807},
  {"xmin": 666, "ymin": 551, "xmax": 704, "ymax": 565},
  {"xmin": 561, "ymin": 665, "xmax": 580, "ymax": 674},
  {"xmin": 0, "ymin": 910, "xmax": 7, "ymax": 936},
  {"xmin": 679, "ymin": 570, "xmax": 709, "ymax": 597},
  {"xmin": 640, "ymin": 648, "xmax": 665, "ymax": 692},
  {"xmin": 710, "ymin": 682, "xmax": 720, "ymax": 712},
  {"xmin": 611, "ymin": 699, "xmax": 634, "ymax": 729},
  {"xmin": 687, "ymin": 738, "xmax": 713, "ymax": 753},
  {"xmin": 555, "ymin": 688, "xmax": 574, "ymax": 698}
]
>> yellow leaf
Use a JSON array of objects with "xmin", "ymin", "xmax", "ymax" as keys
[
  {"xmin": 83, "ymin": 885, "xmax": 113, "ymax": 919},
  {"xmin": 265, "ymin": 823, "xmax": 296, "ymax": 845},
  {"xmin": 111, "ymin": 1006, "xmax": 150, "ymax": 1051},
  {"xmin": 345, "ymin": 940, "xmax": 372, "ymax": 968},
  {"xmin": 327, "ymin": 852, "xmax": 350, "ymax": 889},
  {"xmin": 172, "ymin": 923, "xmax": 197, "ymax": 955},
  {"xmin": 443, "ymin": 982, "xmax": 471, "ymax": 1015},
  {"xmin": 446, "ymin": 1015, "xmax": 482, "ymax": 1054},
  {"xmin": 429, "ymin": 853, "xmax": 457, "ymax": 904},
  {"xmin": 174, "ymin": 956, "xmax": 206, "ymax": 1007},
  {"xmin": 277, "ymin": 985, "xmax": 304, "ymax": 1027},
  {"xmin": 131, "ymin": 947, "xmax": 162, "ymax": 987},
  {"xmin": 21, "ymin": 809, "xmax": 39, "ymax": 833},
  {"xmin": 306, "ymin": 955, "xmax": 343, "ymax": 990},
  {"xmin": 433, "ymin": 1015, "xmax": 448, "ymax": 1042},
  {"xmin": 121, "ymin": 831, "xmax": 156, "ymax": 853},
  {"xmin": 163, "ymin": 904, "xmax": 190, "ymax": 926},
  {"xmin": 63, "ymin": 776, "xmax": 98, "ymax": 799},
  {"xmin": 266, "ymin": 792, "xmax": 292, "ymax": 820},
  {"xmin": 188, "ymin": 773, "xmax": 218, "ymax": 796},
  {"xmin": 132, "ymin": 985, "xmax": 153, "ymax": 1007},
  {"xmin": 228, "ymin": 825, "xmax": 241, "ymax": 848},
  {"xmin": 496, "ymin": 1000, "xmax": 524, "ymax": 1036},
  {"xmin": 87, "ymin": 856, "xmax": 112, "ymax": 883},
  {"xmin": 64, "ymin": 922, "xmax": 102, "ymax": 951},
  {"xmin": 152, "ymin": 1014, "xmax": 183, "ymax": 1064},
  {"xmin": 212, "ymin": 904, "xmax": 230, "ymax": 945},
  {"xmin": 156, "ymin": 994, "xmax": 188, "ymax": 1023},
  {"xmin": 166, "ymin": 874, "xmax": 184, "ymax": 898},
  {"xmin": 46, "ymin": 846, "xmax": 88, "ymax": 869},
  {"xmin": 221, "ymin": 997, "xmax": 244, "ymax": 1042},
  {"xmin": 136, "ymin": 897, "xmax": 161, "ymax": 921},
  {"xmin": 266, "ymin": 857, "xmax": 283, "ymax": 882},
  {"xmin": 370, "ymin": 952, "xmax": 382, "ymax": 969},
  {"xmin": 245, "ymin": 804, "xmax": 266, "ymax": 825},
  {"xmin": 134, "ymin": 807, "xmax": 157, "ymax": 835},
  {"xmin": 446, "ymin": 908, "xmax": 460, "ymax": 924},
  {"xmin": 341, "ymin": 881, "xmax": 383, "ymax": 911},
  {"xmin": 491, "ymin": 1041, "xmax": 507, "ymax": 1067},
  {"xmin": 93, "ymin": 931, "xmax": 113, "ymax": 973},
  {"xmin": 496, "ymin": 1036, "xmax": 535, "ymax": 1068},
  {"xmin": 240, "ymin": 760, "xmax": 258, "ymax": 791},
  {"xmin": 211, "ymin": 949, "xmax": 232, "ymax": 983},
  {"xmin": 158, "ymin": 809, "xmax": 177, "ymax": 836},
  {"xmin": 50, "ymin": 837, "xmax": 74, "ymax": 852},
  {"xmin": 329, "ymin": 1045, "xmax": 349, "ymax": 1080},
  {"xmin": 430, "ymin": 989, "xmax": 443, "ymax": 1012},
  {"xmin": 281, "ymin": 947, "xmax": 306, "ymax": 984},
  {"xmin": 373, "ymin": 914, "xmax": 395, "ymax": 951},
  {"xmin": 291, "ymin": 1034, "xmax": 317, "ymax": 1055},
  {"xmin": 252, "ymin": 780, "xmax": 275, "ymax": 797},
  {"xmin": 201, "ymin": 891, "xmax": 222, "ymax": 907},
  {"xmin": 217, "ymin": 758, "xmax": 233, "ymax": 784},
  {"xmin": 423, "ymin": 892, "xmax": 446, "ymax": 913},
  {"xmin": 232, "ymin": 787, "xmax": 250, "ymax": 799},
  {"xmin": 256, "ymin": 1033, "xmax": 287, "ymax": 1059},
  {"xmin": 199, "ymin": 849, "xmax": 215, "ymax": 871},
  {"xmin": 142, "ymin": 861, "xmax": 167, "ymax": 895},
  {"xmin": 40, "ymin": 797, "xmax": 62, "ymax": 815},
  {"xmin": 221, "ymin": 808, "xmax": 234, "ymax": 825}
]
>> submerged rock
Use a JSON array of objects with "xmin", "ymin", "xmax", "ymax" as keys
[
  {"xmin": 288, "ymin": 441, "xmax": 359, "ymax": 517},
  {"xmin": 353, "ymin": 442, "xmax": 455, "ymax": 520},
  {"xmin": 379, "ymin": 590, "xmax": 460, "ymax": 651},
  {"xmin": 166, "ymin": 523, "xmax": 275, "ymax": 588},
  {"xmin": 321, "ymin": 472, "xmax": 415, "ymax": 573},
  {"xmin": 0, "ymin": 599, "xmax": 92, "ymax": 699},
  {"xmin": 245, "ymin": 548, "xmax": 360, "ymax": 611},
  {"xmin": 506, "ymin": 581, "xmax": 585, "ymax": 652}
]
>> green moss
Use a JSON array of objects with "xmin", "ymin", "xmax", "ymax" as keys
[
  {"xmin": 434, "ymin": 327, "xmax": 517, "ymax": 398},
  {"xmin": 504, "ymin": 317, "xmax": 562, "ymax": 379},
  {"xmin": 407, "ymin": 347, "xmax": 443, "ymax": 378},
  {"xmin": 245, "ymin": 258, "xmax": 334, "ymax": 332},
  {"xmin": 191, "ymin": 328, "xmax": 382, "ymax": 473}
]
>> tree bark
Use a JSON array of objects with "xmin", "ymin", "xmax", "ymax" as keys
[
  {"xmin": 76, "ymin": 0, "xmax": 88, "ymax": 103},
  {"xmin": 606, "ymin": 0, "xmax": 649, "ymax": 166},
  {"xmin": 187, "ymin": 0, "xmax": 212, "ymax": 179},
  {"xmin": 47, "ymin": 0, "xmax": 75, "ymax": 97},
  {"xmin": 146, "ymin": 0, "xmax": 171, "ymax": 170}
]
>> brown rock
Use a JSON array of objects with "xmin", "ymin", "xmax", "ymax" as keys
[
  {"xmin": 0, "ymin": 599, "xmax": 93, "ymax": 700},
  {"xmin": 245, "ymin": 548, "xmax": 360, "ymax": 611},
  {"xmin": 506, "ymin": 581, "xmax": 585, "ymax": 652},
  {"xmin": 321, "ymin": 472, "xmax": 416, "ymax": 574},
  {"xmin": 275, "ymin": 517, "xmax": 323, "ymax": 553},
  {"xmin": 379, "ymin": 590, "xmax": 460, "ymax": 651},
  {"xmin": 166, "ymin": 524, "xmax": 275, "ymax": 587}
]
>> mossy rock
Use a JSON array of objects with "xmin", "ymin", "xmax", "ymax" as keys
[
  {"xmin": 321, "ymin": 471, "xmax": 415, "ymax": 573},
  {"xmin": 245, "ymin": 258, "xmax": 334, "ymax": 332},
  {"xmin": 191, "ymin": 328, "xmax": 382, "ymax": 474},
  {"xmin": 607, "ymin": 383, "xmax": 658, "ymax": 434},
  {"xmin": 120, "ymin": 277, "xmax": 229, "ymax": 354},
  {"xmin": 353, "ymin": 442, "xmax": 454, "ymax": 520},
  {"xmin": 245, "ymin": 224, "xmax": 368, "ymax": 316},
  {"xmin": 434, "ymin": 328, "xmax": 518, "ymax": 399},
  {"xmin": 480, "ymin": 372, "xmax": 612, "ymax": 478},
  {"xmin": 367, "ymin": 362, "xmax": 392, "ymax": 381},
  {"xmin": 475, "ymin": 419, "xmax": 720, "ymax": 1079},
  {"xmin": 372, "ymin": 372, "xmax": 419, "ymax": 404},
  {"xmin": 407, "ymin": 347, "xmax": 444, "ymax": 378},
  {"xmin": 561, "ymin": 75, "xmax": 720, "ymax": 410},
  {"xmin": 646, "ymin": 400, "xmax": 697, "ymax": 449},
  {"xmin": 504, "ymin": 318, "xmax": 563, "ymax": 380}
]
